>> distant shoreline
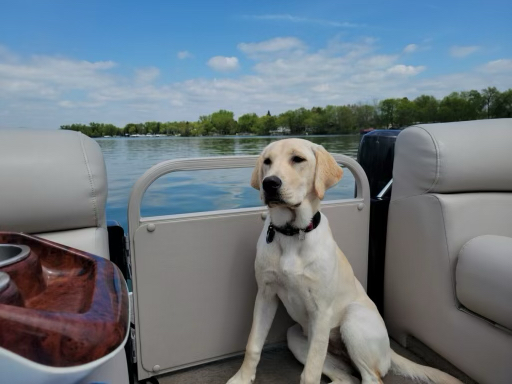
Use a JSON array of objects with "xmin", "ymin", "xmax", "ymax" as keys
[{"xmin": 94, "ymin": 133, "xmax": 360, "ymax": 139}]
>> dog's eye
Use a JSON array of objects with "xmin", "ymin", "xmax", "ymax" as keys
[
  {"xmin": 263, "ymin": 158, "xmax": 272, "ymax": 165},
  {"xmin": 292, "ymin": 156, "xmax": 305, "ymax": 163}
]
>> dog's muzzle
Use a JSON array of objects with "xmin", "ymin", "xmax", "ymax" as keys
[
  {"xmin": 262, "ymin": 176, "xmax": 282, "ymax": 193},
  {"xmin": 262, "ymin": 176, "xmax": 283, "ymax": 205}
]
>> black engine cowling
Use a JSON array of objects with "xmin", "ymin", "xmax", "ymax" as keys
[{"xmin": 357, "ymin": 129, "xmax": 401, "ymax": 314}]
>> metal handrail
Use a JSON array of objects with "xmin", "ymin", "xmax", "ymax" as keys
[{"xmin": 128, "ymin": 154, "xmax": 370, "ymax": 240}]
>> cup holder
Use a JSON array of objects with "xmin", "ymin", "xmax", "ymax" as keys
[
  {"xmin": 0, "ymin": 244, "xmax": 30, "ymax": 268},
  {"xmin": 0, "ymin": 271, "xmax": 9, "ymax": 293}
]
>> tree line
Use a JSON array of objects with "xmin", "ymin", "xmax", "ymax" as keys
[{"xmin": 61, "ymin": 87, "xmax": 512, "ymax": 137}]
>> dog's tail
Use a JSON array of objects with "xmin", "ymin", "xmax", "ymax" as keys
[{"xmin": 390, "ymin": 350, "xmax": 463, "ymax": 384}]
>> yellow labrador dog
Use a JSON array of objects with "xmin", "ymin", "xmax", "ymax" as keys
[{"xmin": 227, "ymin": 139, "xmax": 461, "ymax": 384}]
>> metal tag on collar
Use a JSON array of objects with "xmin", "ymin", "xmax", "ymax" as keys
[
  {"xmin": 266, "ymin": 224, "xmax": 276, "ymax": 244},
  {"xmin": 299, "ymin": 230, "xmax": 306, "ymax": 240}
]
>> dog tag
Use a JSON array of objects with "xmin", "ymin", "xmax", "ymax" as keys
[
  {"xmin": 299, "ymin": 230, "xmax": 306, "ymax": 241},
  {"xmin": 266, "ymin": 225, "xmax": 275, "ymax": 244}
]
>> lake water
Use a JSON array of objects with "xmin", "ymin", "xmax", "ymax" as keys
[{"xmin": 96, "ymin": 135, "xmax": 362, "ymax": 231}]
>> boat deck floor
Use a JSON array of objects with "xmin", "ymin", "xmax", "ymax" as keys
[{"xmin": 148, "ymin": 339, "xmax": 475, "ymax": 384}]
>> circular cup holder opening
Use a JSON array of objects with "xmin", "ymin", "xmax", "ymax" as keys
[
  {"xmin": 0, "ymin": 271, "xmax": 10, "ymax": 293},
  {"xmin": 0, "ymin": 244, "xmax": 31, "ymax": 268}
]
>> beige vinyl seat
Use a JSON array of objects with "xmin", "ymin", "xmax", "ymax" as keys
[
  {"xmin": 384, "ymin": 119, "xmax": 512, "ymax": 384},
  {"xmin": 0, "ymin": 129, "xmax": 110, "ymax": 256},
  {"xmin": 0, "ymin": 129, "xmax": 128, "ymax": 383}
]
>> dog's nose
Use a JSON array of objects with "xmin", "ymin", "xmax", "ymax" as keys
[{"xmin": 262, "ymin": 176, "xmax": 282, "ymax": 193}]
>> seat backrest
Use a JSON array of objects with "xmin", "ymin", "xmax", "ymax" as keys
[
  {"xmin": 391, "ymin": 118, "xmax": 512, "ymax": 201},
  {"xmin": 388, "ymin": 118, "xmax": 512, "ymax": 295},
  {"xmin": 0, "ymin": 129, "xmax": 109, "ymax": 256},
  {"xmin": 384, "ymin": 119, "xmax": 512, "ymax": 384}
]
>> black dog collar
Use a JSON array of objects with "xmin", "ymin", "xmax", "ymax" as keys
[{"xmin": 266, "ymin": 211, "xmax": 321, "ymax": 244}]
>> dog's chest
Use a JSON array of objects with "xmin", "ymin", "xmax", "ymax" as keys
[{"xmin": 260, "ymin": 247, "xmax": 321, "ymax": 321}]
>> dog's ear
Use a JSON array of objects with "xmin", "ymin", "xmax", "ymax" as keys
[
  {"xmin": 250, "ymin": 155, "xmax": 263, "ymax": 190},
  {"xmin": 314, "ymin": 145, "xmax": 343, "ymax": 199}
]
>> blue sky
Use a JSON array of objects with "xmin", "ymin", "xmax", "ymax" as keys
[{"xmin": 0, "ymin": 0, "xmax": 511, "ymax": 129}]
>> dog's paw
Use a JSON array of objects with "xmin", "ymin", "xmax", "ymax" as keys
[
  {"xmin": 300, "ymin": 371, "xmax": 323, "ymax": 384},
  {"xmin": 226, "ymin": 369, "xmax": 255, "ymax": 384}
]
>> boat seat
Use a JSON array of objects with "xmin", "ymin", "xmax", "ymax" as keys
[
  {"xmin": 456, "ymin": 235, "xmax": 512, "ymax": 331},
  {"xmin": 0, "ymin": 129, "xmax": 129, "ymax": 383},
  {"xmin": 0, "ymin": 129, "xmax": 109, "ymax": 258},
  {"xmin": 384, "ymin": 118, "xmax": 512, "ymax": 384}
]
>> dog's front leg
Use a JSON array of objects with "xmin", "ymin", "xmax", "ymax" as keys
[
  {"xmin": 227, "ymin": 290, "xmax": 279, "ymax": 384},
  {"xmin": 301, "ymin": 312, "xmax": 332, "ymax": 384}
]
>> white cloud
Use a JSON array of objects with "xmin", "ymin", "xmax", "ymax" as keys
[
  {"xmin": 403, "ymin": 44, "xmax": 418, "ymax": 53},
  {"xmin": 238, "ymin": 37, "xmax": 305, "ymax": 54},
  {"xmin": 135, "ymin": 67, "xmax": 160, "ymax": 83},
  {"xmin": 247, "ymin": 14, "xmax": 361, "ymax": 28},
  {"xmin": 0, "ymin": 44, "xmax": 17, "ymax": 62},
  {"xmin": 450, "ymin": 45, "xmax": 480, "ymax": 58},
  {"xmin": 479, "ymin": 59, "xmax": 512, "ymax": 74},
  {"xmin": 0, "ymin": 41, "xmax": 510, "ymax": 130},
  {"xmin": 177, "ymin": 51, "xmax": 192, "ymax": 59},
  {"xmin": 387, "ymin": 65, "xmax": 426, "ymax": 76},
  {"xmin": 207, "ymin": 56, "xmax": 240, "ymax": 72},
  {"xmin": 312, "ymin": 83, "xmax": 330, "ymax": 92}
]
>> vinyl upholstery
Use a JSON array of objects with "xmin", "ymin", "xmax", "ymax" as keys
[
  {"xmin": 0, "ymin": 129, "xmax": 109, "ymax": 258},
  {"xmin": 384, "ymin": 119, "xmax": 512, "ymax": 384}
]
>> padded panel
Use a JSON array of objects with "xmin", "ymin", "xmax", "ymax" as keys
[
  {"xmin": 456, "ymin": 235, "xmax": 512, "ymax": 330},
  {"xmin": 392, "ymin": 119, "xmax": 512, "ymax": 199},
  {"xmin": 0, "ymin": 129, "xmax": 107, "ymax": 233},
  {"xmin": 438, "ymin": 193, "xmax": 512, "ymax": 265},
  {"xmin": 385, "ymin": 194, "xmax": 512, "ymax": 384},
  {"xmin": 37, "ymin": 227, "xmax": 110, "ymax": 259},
  {"xmin": 132, "ymin": 200, "xmax": 369, "ymax": 376}
]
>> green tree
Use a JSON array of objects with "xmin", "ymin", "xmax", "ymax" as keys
[
  {"xmin": 278, "ymin": 108, "xmax": 310, "ymax": 134},
  {"xmin": 144, "ymin": 121, "xmax": 161, "ymax": 134},
  {"xmin": 413, "ymin": 95, "xmax": 439, "ymax": 123},
  {"xmin": 238, "ymin": 113, "xmax": 259, "ymax": 134},
  {"xmin": 481, "ymin": 87, "xmax": 501, "ymax": 119},
  {"xmin": 307, "ymin": 107, "xmax": 329, "ymax": 134},
  {"xmin": 438, "ymin": 92, "xmax": 468, "ymax": 122},
  {"xmin": 379, "ymin": 99, "xmax": 399, "ymax": 128},
  {"xmin": 211, "ymin": 110, "xmax": 237, "ymax": 135},
  {"xmin": 353, "ymin": 103, "xmax": 376, "ymax": 130},
  {"xmin": 198, "ymin": 115, "xmax": 215, "ymax": 135},
  {"xmin": 462, "ymin": 90, "xmax": 485, "ymax": 120},
  {"xmin": 336, "ymin": 106, "xmax": 356, "ymax": 133},
  {"xmin": 60, "ymin": 86, "xmax": 511, "ymax": 138},
  {"xmin": 395, "ymin": 98, "xmax": 417, "ymax": 127},
  {"xmin": 256, "ymin": 115, "xmax": 277, "ymax": 135},
  {"xmin": 493, "ymin": 89, "xmax": 512, "ymax": 118},
  {"xmin": 124, "ymin": 123, "xmax": 138, "ymax": 135}
]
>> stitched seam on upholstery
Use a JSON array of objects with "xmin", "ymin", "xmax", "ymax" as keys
[
  {"xmin": 420, "ymin": 126, "xmax": 441, "ymax": 194},
  {"xmin": 431, "ymin": 194, "xmax": 458, "ymax": 307},
  {"xmin": 94, "ymin": 227, "xmax": 99, "ymax": 256},
  {"xmin": 455, "ymin": 237, "xmax": 477, "ymax": 308},
  {"xmin": 390, "ymin": 125, "xmax": 441, "ymax": 203},
  {"xmin": 79, "ymin": 133, "xmax": 98, "ymax": 227}
]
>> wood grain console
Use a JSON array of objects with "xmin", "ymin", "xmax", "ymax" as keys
[{"xmin": 0, "ymin": 232, "xmax": 129, "ymax": 367}]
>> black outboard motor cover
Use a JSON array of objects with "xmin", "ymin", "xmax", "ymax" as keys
[
  {"xmin": 358, "ymin": 130, "xmax": 401, "ymax": 198},
  {"xmin": 357, "ymin": 129, "xmax": 401, "ymax": 314}
]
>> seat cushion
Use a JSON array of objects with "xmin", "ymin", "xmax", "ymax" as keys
[
  {"xmin": 0, "ymin": 129, "xmax": 107, "ymax": 233},
  {"xmin": 456, "ymin": 235, "xmax": 512, "ymax": 330},
  {"xmin": 36, "ymin": 227, "xmax": 110, "ymax": 259},
  {"xmin": 392, "ymin": 119, "xmax": 512, "ymax": 200}
]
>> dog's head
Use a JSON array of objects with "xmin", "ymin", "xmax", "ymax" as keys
[{"xmin": 251, "ymin": 138, "xmax": 343, "ymax": 208}]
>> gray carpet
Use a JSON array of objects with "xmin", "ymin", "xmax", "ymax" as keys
[{"xmin": 151, "ymin": 339, "xmax": 476, "ymax": 384}]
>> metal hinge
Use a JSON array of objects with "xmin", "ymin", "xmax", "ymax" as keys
[{"xmin": 125, "ymin": 236, "xmax": 130, "ymax": 252}]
